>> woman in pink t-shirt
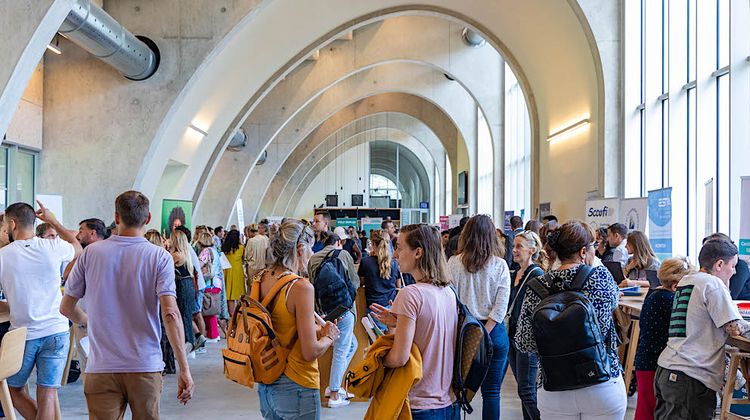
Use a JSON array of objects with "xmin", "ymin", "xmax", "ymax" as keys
[{"xmin": 371, "ymin": 224, "xmax": 459, "ymax": 420}]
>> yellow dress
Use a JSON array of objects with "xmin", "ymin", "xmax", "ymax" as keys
[{"xmin": 223, "ymin": 244, "xmax": 246, "ymax": 300}]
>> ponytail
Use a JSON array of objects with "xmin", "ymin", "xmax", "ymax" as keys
[{"xmin": 372, "ymin": 230, "xmax": 392, "ymax": 279}]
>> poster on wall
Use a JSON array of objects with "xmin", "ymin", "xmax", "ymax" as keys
[
  {"xmin": 448, "ymin": 214, "xmax": 463, "ymax": 229},
  {"xmin": 504, "ymin": 211, "xmax": 515, "ymax": 234},
  {"xmin": 361, "ymin": 217, "xmax": 383, "ymax": 234},
  {"xmin": 648, "ymin": 187, "xmax": 673, "ymax": 261},
  {"xmin": 266, "ymin": 216, "xmax": 284, "ymax": 227},
  {"xmin": 36, "ymin": 194, "xmax": 64, "ymax": 226},
  {"xmin": 620, "ymin": 197, "xmax": 648, "ymax": 232},
  {"xmin": 161, "ymin": 199, "xmax": 193, "ymax": 238},
  {"xmin": 539, "ymin": 202, "xmax": 551, "ymax": 219},
  {"xmin": 585, "ymin": 198, "xmax": 620, "ymax": 230},
  {"xmin": 439, "ymin": 216, "xmax": 449, "ymax": 230},
  {"xmin": 739, "ymin": 177, "xmax": 750, "ymax": 262}
]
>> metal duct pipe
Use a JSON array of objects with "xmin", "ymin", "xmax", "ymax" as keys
[{"xmin": 59, "ymin": 0, "xmax": 159, "ymax": 80}]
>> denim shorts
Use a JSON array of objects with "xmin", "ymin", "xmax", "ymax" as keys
[
  {"xmin": 193, "ymin": 290, "xmax": 204, "ymax": 314},
  {"xmin": 8, "ymin": 331, "xmax": 70, "ymax": 389},
  {"xmin": 258, "ymin": 374, "xmax": 320, "ymax": 420}
]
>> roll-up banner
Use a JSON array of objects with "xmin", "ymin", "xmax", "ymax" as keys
[
  {"xmin": 648, "ymin": 187, "xmax": 673, "ymax": 261},
  {"xmin": 739, "ymin": 177, "xmax": 750, "ymax": 262},
  {"xmin": 585, "ymin": 198, "xmax": 620, "ymax": 230},
  {"xmin": 620, "ymin": 197, "xmax": 648, "ymax": 233}
]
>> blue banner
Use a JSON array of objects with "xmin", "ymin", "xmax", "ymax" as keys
[{"xmin": 648, "ymin": 187, "xmax": 673, "ymax": 260}]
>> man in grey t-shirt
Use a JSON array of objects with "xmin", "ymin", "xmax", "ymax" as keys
[{"xmin": 655, "ymin": 239, "xmax": 750, "ymax": 419}]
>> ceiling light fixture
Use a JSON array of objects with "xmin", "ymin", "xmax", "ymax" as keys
[
  {"xmin": 47, "ymin": 36, "xmax": 62, "ymax": 55},
  {"xmin": 547, "ymin": 118, "xmax": 590, "ymax": 142},
  {"xmin": 188, "ymin": 123, "xmax": 208, "ymax": 136}
]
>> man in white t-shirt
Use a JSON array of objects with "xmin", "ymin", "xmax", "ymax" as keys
[
  {"xmin": 0, "ymin": 201, "xmax": 81, "ymax": 419},
  {"xmin": 245, "ymin": 222, "xmax": 269, "ymax": 280},
  {"xmin": 655, "ymin": 238, "xmax": 750, "ymax": 419}
]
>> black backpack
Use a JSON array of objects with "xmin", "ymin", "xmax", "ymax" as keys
[
  {"xmin": 314, "ymin": 250, "xmax": 356, "ymax": 315},
  {"xmin": 527, "ymin": 264, "xmax": 613, "ymax": 391},
  {"xmin": 451, "ymin": 287, "xmax": 493, "ymax": 414}
]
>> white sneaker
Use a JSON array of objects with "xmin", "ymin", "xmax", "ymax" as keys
[
  {"xmin": 195, "ymin": 347, "xmax": 207, "ymax": 354},
  {"xmin": 324, "ymin": 387, "xmax": 354, "ymax": 399},
  {"xmin": 188, "ymin": 351, "xmax": 196, "ymax": 359},
  {"xmin": 327, "ymin": 397, "xmax": 350, "ymax": 408}
]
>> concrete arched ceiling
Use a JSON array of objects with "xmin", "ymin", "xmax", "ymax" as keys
[
  {"xmin": 263, "ymin": 113, "xmax": 446, "ymax": 221},
  {"xmin": 199, "ymin": 91, "xmax": 466, "ymax": 226},
  {"xmin": 198, "ymin": 15, "xmax": 502, "ymax": 218},
  {"xmin": 203, "ymin": 61, "xmax": 478, "ymax": 223},
  {"xmin": 133, "ymin": 0, "xmax": 602, "ymax": 227},
  {"xmin": 276, "ymin": 127, "xmax": 437, "ymax": 218}
]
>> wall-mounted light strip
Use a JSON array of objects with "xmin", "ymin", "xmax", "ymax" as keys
[
  {"xmin": 188, "ymin": 123, "xmax": 208, "ymax": 136},
  {"xmin": 46, "ymin": 44, "xmax": 62, "ymax": 55},
  {"xmin": 547, "ymin": 118, "xmax": 590, "ymax": 142}
]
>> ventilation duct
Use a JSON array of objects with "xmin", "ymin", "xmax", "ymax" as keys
[
  {"xmin": 461, "ymin": 28, "xmax": 486, "ymax": 48},
  {"xmin": 58, "ymin": 0, "xmax": 159, "ymax": 80}
]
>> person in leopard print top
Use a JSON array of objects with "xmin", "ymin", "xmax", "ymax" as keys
[{"xmin": 514, "ymin": 220, "xmax": 626, "ymax": 419}]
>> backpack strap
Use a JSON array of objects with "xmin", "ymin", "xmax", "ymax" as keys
[
  {"xmin": 261, "ymin": 273, "xmax": 302, "ymax": 308},
  {"xmin": 570, "ymin": 264, "xmax": 594, "ymax": 291},
  {"xmin": 527, "ymin": 274, "xmax": 553, "ymax": 300}
]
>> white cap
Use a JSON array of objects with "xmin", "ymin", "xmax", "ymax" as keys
[{"xmin": 333, "ymin": 226, "xmax": 349, "ymax": 239}]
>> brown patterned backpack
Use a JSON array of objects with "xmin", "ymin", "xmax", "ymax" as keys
[
  {"xmin": 221, "ymin": 271, "xmax": 300, "ymax": 387},
  {"xmin": 450, "ymin": 287, "xmax": 493, "ymax": 415}
]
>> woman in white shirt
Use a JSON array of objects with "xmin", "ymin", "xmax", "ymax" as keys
[{"xmin": 447, "ymin": 215, "xmax": 511, "ymax": 420}]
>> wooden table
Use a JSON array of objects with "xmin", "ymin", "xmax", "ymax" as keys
[{"xmin": 617, "ymin": 292, "xmax": 646, "ymax": 393}]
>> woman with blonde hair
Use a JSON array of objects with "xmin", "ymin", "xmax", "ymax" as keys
[
  {"xmin": 507, "ymin": 230, "xmax": 548, "ymax": 420},
  {"xmin": 451, "ymin": 215, "xmax": 511, "ymax": 419},
  {"xmin": 145, "ymin": 229, "xmax": 165, "ymax": 248},
  {"xmin": 255, "ymin": 219, "xmax": 339, "ymax": 419},
  {"xmin": 633, "ymin": 257, "xmax": 695, "ymax": 420},
  {"xmin": 169, "ymin": 229, "xmax": 197, "ymax": 355},
  {"xmin": 372, "ymin": 224, "xmax": 460, "ymax": 419},
  {"xmin": 358, "ymin": 229, "xmax": 401, "ymax": 331},
  {"xmin": 621, "ymin": 231, "xmax": 661, "ymax": 287}
]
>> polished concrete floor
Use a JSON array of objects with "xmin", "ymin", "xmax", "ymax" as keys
[{"xmin": 42, "ymin": 340, "xmax": 639, "ymax": 419}]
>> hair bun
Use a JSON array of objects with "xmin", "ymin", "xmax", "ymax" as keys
[{"xmin": 546, "ymin": 229, "xmax": 561, "ymax": 249}]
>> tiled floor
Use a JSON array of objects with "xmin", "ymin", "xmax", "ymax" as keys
[{"xmin": 48, "ymin": 340, "xmax": 637, "ymax": 419}]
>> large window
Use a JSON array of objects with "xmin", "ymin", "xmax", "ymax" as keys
[
  {"xmin": 477, "ymin": 107, "xmax": 493, "ymax": 215},
  {"xmin": 369, "ymin": 174, "xmax": 400, "ymax": 200},
  {"xmin": 624, "ymin": 0, "xmax": 742, "ymax": 258},
  {"xmin": 504, "ymin": 63, "xmax": 531, "ymax": 218}
]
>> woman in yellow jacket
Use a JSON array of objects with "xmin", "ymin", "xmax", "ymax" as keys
[
  {"xmin": 372, "ymin": 224, "xmax": 460, "ymax": 420},
  {"xmin": 221, "ymin": 229, "xmax": 245, "ymax": 316}
]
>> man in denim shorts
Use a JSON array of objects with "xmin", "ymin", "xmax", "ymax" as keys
[{"xmin": 0, "ymin": 201, "xmax": 81, "ymax": 418}]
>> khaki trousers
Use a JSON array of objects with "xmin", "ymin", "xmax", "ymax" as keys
[{"xmin": 84, "ymin": 372, "xmax": 163, "ymax": 420}]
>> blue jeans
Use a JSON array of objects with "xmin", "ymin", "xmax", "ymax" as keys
[
  {"xmin": 8, "ymin": 331, "xmax": 70, "ymax": 389},
  {"xmin": 329, "ymin": 311, "xmax": 357, "ymax": 392},
  {"xmin": 508, "ymin": 344, "xmax": 541, "ymax": 420},
  {"xmin": 411, "ymin": 402, "xmax": 461, "ymax": 420},
  {"xmin": 480, "ymin": 322, "xmax": 509, "ymax": 420},
  {"xmin": 258, "ymin": 375, "xmax": 320, "ymax": 420}
]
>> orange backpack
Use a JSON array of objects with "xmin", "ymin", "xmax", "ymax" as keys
[{"xmin": 221, "ymin": 271, "xmax": 300, "ymax": 387}]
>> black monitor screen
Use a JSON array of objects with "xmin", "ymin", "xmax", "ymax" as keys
[
  {"xmin": 351, "ymin": 194, "xmax": 364, "ymax": 207},
  {"xmin": 325, "ymin": 194, "xmax": 338, "ymax": 207}
]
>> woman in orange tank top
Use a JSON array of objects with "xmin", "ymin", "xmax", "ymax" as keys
[{"xmin": 256, "ymin": 219, "xmax": 339, "ymax": 420}]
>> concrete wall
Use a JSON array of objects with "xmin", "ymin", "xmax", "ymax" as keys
[
  {"xmin": 5, "ymin": 63, "xmax": 43, "ymax": 150},
  {"xmin": 38, "ymin": 0, "xmax": 259, "ymax": 223}
]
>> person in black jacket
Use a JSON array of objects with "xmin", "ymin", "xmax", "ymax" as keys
[{"xmin": 704, "ymin": 233, "xmax": 750, "ymax": 300}]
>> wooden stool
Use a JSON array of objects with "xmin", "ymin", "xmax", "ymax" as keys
[
  {"xmin": 0, "ymin": 327, "xmax": 28, "ymax": 420},
  {"xmin": 721, "ymin": 351, "xmax": 750, "ymax": 420}
]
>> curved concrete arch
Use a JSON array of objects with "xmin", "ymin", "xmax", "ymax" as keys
[
  {"xmin": 207, "ymin": 61, "xmax": 478, "ymax": 221},
  {"xmin": 296, "ymin": 135, "xmax": 433, "ymax": 218},
  {"xmin": 263, "ymin": 113, "xmax": 446, "ymax": 222},
  {"xmin": 206, "ymin": 62, "xmax": 480, "ymax": 223},
  {"xmin": 198, "ymin": 92, "xmax": 461, "ymax": 226},
  {"xmin": 133, "ymin": 0, "xmax": 603, "ymax": 227},
  {"xmin": 277, "ymin": 126, "xmax": 437, "ymax": 218},
  {"xmin": 199, "ymin": 15, "xmax": 502, "ymax": 213},
  {"xmin": 0, "ymin": 0, "xmax": 75, "ymax": 139}
]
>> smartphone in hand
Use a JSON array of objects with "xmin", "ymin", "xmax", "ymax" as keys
[{"xmin": 323, "ymin": 305, "xmax": 349, "ymax": 322}]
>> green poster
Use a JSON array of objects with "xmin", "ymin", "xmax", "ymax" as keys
[
  {"xmin": 334, "ymin": 218, "xmax": 358, "ymax": 228},
  {"xmin": 161, "ymin": 199, "xmax": 193, "ymax": 238}
]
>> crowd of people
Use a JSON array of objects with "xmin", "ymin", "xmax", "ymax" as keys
[{"xmin": 0, "ymin": 190, "xmax": 749, "ymax": 420}]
